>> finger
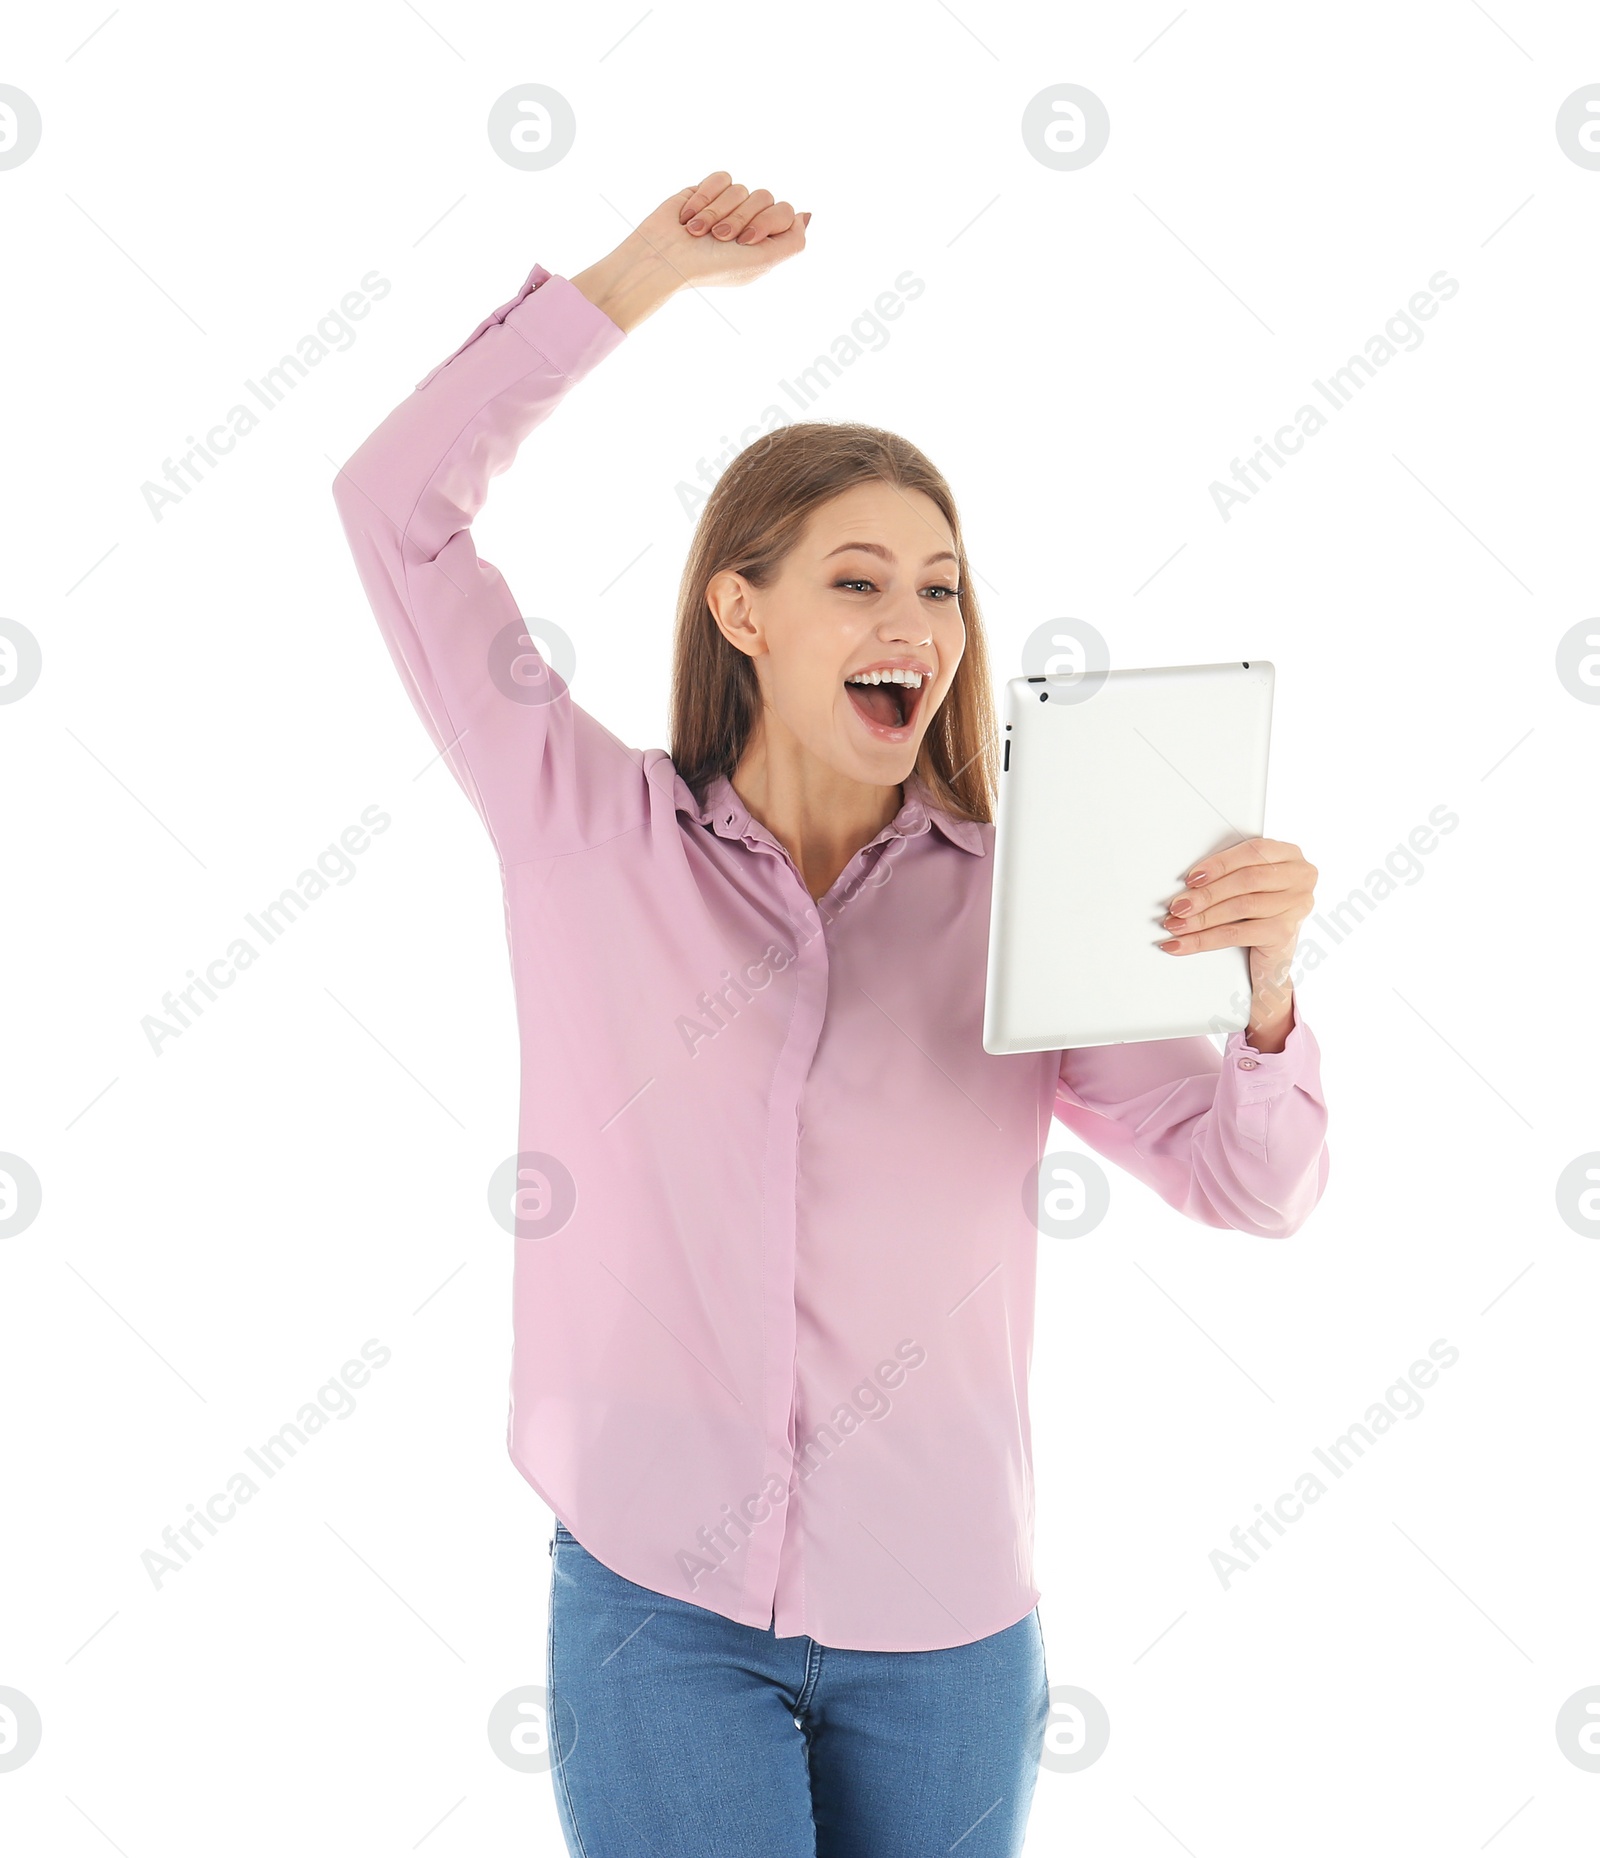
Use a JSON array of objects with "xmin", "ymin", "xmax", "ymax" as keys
[
  {"xmin": 1184, "ymin": 837, "xmax": 1298, "ymax": 886},
  {"xmin": 737, "ymin": 201, "xmax": 803, "ymax": 244},
  {"xmin": 680, "ymin": 173, "xmax": 733, "ymax": 225},
  {"xmin": 1162, "ymin": 889, "xmax": 1294, "ymax": 936},
  {"xmin": 707, "ymin": 188, "xmax": 775, "ymax": 241},
  {"xmin": 1168, "ymin": 862, "xmax": 1302, "ymax": 920},
  {"xmin": 728, "ymin": 199, "xmax": 790, "ymax": 244},
  {"xmin": 686, "ymin": 182, "xmax": 749, "ymax": 235},
  {"xmin": 1158, "ymin": 917, "xmax": 1291, "ymax": 954}
]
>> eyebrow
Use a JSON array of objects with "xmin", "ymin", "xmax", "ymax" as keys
[{"xmin": 822, "ymin": 542, "xmax": 958, "ymax": 569}]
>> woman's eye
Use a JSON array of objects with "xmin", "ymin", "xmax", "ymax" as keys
[{"xmin": 836, "ymin": 579, "xmax": 960, "ymax": 599}]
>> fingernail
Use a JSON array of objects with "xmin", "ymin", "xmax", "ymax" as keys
[
  {"xmin": 737, "ymin": 229, "xmax": 758, "ymax": 243},
  {"xmin": 1188, "ymin": 869, "xmax": 1208, "ymax": 884},
  {"xmin": 688, "ymin": 217, "xmax": 707, "ymax": 232},
  {"xmin": 1169, "ymin": 899, "xmax": 1191, "ymax": 915}
]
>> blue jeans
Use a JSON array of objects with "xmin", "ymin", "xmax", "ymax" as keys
[{"xmin": 545, "ymin": 1519, "xmax": 1050, "ymax": 1856}]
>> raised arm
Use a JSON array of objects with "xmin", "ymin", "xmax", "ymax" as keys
[
  {"xmin": 331, "ymin": 260, "xmax": 651, "ymax": 863},
  {"xmin": 1053, "ymin": 1003, "xmax": 1329, "ymax": 1238},
  {"xmin": 330, "ymin": 180, "xmax": 808, "ymax": 866}
]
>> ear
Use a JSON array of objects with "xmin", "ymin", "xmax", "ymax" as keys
[{"xmin": 705, "ymin": 568, "xmax": 763, "ymax": 659}]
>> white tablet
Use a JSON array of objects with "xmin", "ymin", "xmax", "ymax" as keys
[{"xmin": 982, "ymin": 661, "xmax": 1275, "ymax": 1053}]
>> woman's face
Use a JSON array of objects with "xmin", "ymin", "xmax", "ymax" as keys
[{"xmin": 707, "ymin": 481, "xmax": 966, "ymax": 786}]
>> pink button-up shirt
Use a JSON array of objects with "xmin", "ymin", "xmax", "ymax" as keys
[{"xmin": 331, "ymin": 262, "xmax": 1330, "ymax": 1652}]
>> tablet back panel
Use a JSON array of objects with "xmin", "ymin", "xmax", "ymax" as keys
[{"xmin": 983, "ymin": 662, "xmax": 1274, "ymax": 1052}]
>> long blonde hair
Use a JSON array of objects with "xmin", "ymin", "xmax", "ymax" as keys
[{"xmin": 668, "ymin": 421, "xmax": 999, "ymax": 824}]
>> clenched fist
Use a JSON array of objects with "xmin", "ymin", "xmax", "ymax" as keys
[{"xmin": 572, "ymin": 173, "xmax": 811, "ymax": 330}]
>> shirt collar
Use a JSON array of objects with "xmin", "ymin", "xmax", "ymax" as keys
[{"xmin": 674, "ymin": 768, "xmax": 986, "ymax": 856}]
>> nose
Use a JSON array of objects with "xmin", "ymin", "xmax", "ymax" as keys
[{"xmin": 877, "ymin": 613, "xmax": 934, "ymax": 648}]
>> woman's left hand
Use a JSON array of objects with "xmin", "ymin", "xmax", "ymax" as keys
[{"xmin": 1158, "ymin": 837, "xmax": 1317, "ymax": 1050}]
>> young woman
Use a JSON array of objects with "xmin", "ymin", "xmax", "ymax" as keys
[{"xmin": 332, "ymin": 173, "xmax": 1329, "ymax": 1858}]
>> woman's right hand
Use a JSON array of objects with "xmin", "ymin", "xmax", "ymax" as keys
[
  {"xmin": 661, "ymin": 172, "xmax": 810, "ymax": 285},
  {"xmin": 572, "ymin": 175, "xmax": 810, "ymax": 331}
]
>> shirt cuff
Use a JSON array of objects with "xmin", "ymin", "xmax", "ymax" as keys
[
  {"xmin": 1221, "ymin": 998, "xmax": 1315, "ymax": 1091},
  {"xmin": 411, "ymin": 262, "xmax": 625, "ymax": 395}
]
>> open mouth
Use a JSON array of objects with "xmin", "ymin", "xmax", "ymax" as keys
[{"xmin": 844, "ymin": 672, "xmax": 926, "ymax": 737}]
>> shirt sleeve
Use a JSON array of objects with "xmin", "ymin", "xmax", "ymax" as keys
[
  {"xmin": 330, "ymin": 263, "xmax": 648, "ymax": 864},
  {"xmin": 1052, "ymin": 1000, "xmax": 1329, "ymax": 1237}
]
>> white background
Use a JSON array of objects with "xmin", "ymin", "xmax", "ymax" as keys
[{"xmin": 2, "ymin": 2, "xmax": 1597, "ymax": 1852}]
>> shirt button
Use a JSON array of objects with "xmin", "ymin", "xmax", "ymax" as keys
[{"xmin": 1238, "ymin": 1057, "xmax": 1259, "ymax": 1069}]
